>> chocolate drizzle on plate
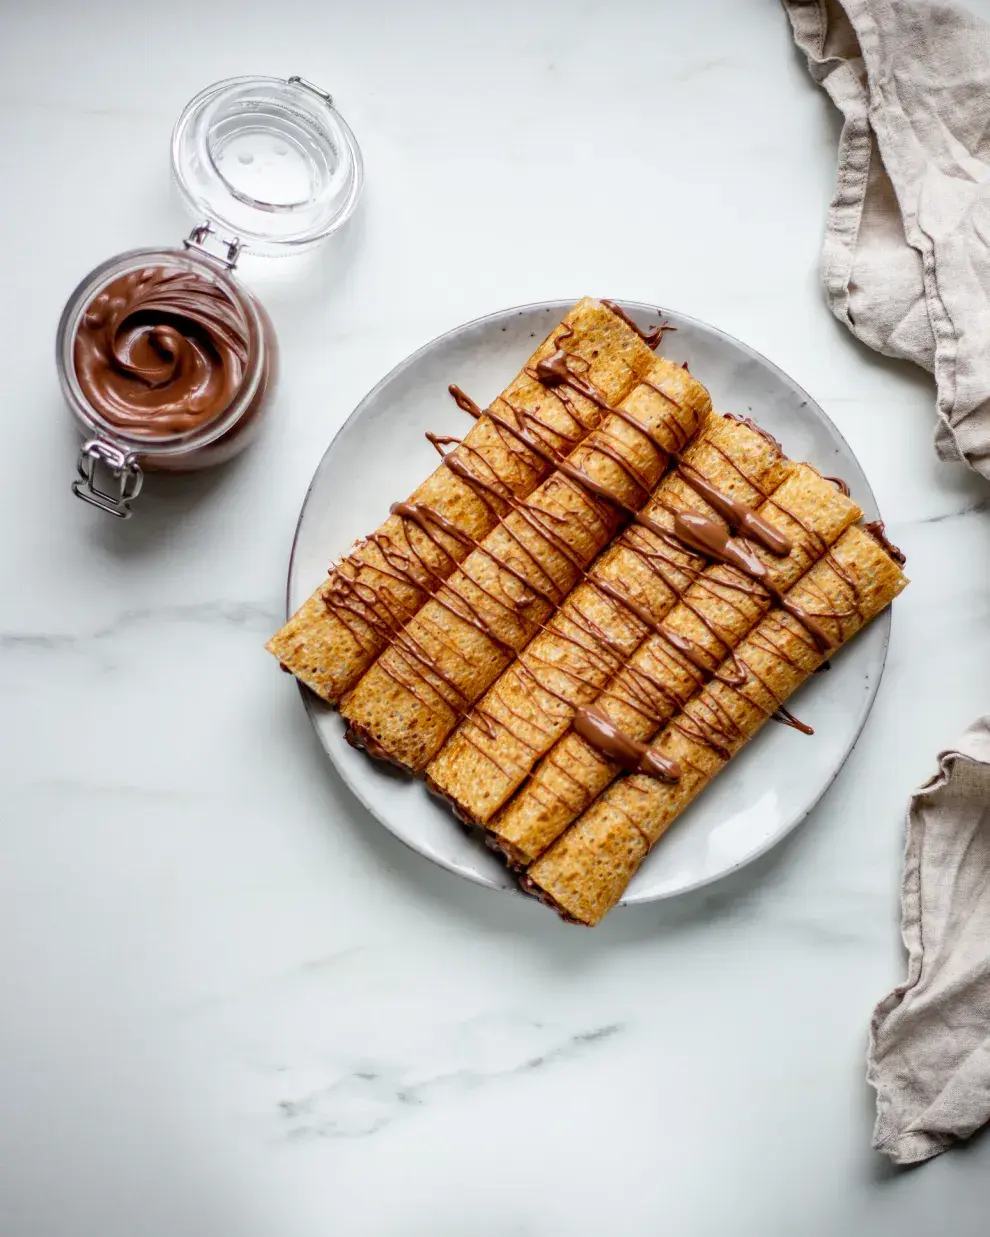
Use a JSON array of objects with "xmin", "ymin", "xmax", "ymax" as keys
[{"xmin": 771, "ymin": 704, "xmax": 814, "ymax": 735}]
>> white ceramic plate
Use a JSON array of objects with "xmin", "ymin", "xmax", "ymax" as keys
[{"xmin": 287, "ymin": 301, "xmax": 890, "ymax": 904}]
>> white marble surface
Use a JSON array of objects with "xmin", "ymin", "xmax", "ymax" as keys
[{"xmin": 2, "ymin": 2, "xmax": 990, "ymax": 1234}]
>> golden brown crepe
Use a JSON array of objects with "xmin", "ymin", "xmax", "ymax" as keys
[
  {"xmin": 268, "ymin": 299, "xmax": 659, "ymax": 704},
  {"xmin": 425, "ymin": 415, "xmax": 791, "ymax": 824},
  {"xmin": 524, "ymin": 525, "xmax": 909, "ymax": 925},
  {"xmin": 488, "ymin": 465, "xmax": 863, "ymax": 866},
  {"xmin": 340, "ymin": 357, "xmax": 713, "ymax": 772}
]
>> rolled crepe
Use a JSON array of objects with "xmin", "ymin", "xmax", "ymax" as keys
[
  {"xmin": 425, "ymin": 415, "xmax": 790, "ymax": 824},
  {"xmin": 267, "ymin": 298, "xmax": 659, "ymax": 704},
  {"xmin": 525, "ymin": 524, "xmax": 909, "ymax": 925},
  {"xmin": 489, "ymin": 465, "xmax": 863, "ymax": 864},
  {"xmin": 341, "ymin": 357, "xmax": 713, "ymax": 772}
]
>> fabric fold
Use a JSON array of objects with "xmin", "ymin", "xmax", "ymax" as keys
[
  {"xmin": 867, "ymin": 716, "xmax": 990, "ymax": 1166},
  {"xmin": 784, "ymin": 0, "xmax": 990, "ymax": 475}
]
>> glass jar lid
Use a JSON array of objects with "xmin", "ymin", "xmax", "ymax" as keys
[{"xmin": 171, "ymin": 75, "xmax": 363, "ymax": 257}]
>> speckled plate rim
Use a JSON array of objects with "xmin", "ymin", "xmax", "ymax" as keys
[{"xmin": 286, "ymin": 300, "xmax": 890, "ymax": 906}]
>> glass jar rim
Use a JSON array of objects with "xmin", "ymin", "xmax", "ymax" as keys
[
  {"xmin": 170, "ymin": 75, "xmax": 364, "ymax": 256},
  {"xmin": 56, "ymin": 246, "xmax": 269, "ymax": 455}
]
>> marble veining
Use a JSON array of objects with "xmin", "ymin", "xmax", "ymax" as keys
[
  {"xmin": 275, "ymin": 1023, "xmax": 623, "ymax": 1140},
  {"xmin": 0, "ymin": 598, "xmax": 281, "ymax": 647}
]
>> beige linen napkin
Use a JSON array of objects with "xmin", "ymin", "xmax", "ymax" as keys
[
  {"xmin": 867, "ymin": 719, "xmax": 990, "ymax": 1165},
  {"xmin": 784, "ymin": 0, "xmax": 990, "ymax": 1164},
  {"xmin": 784, "ymin": 0, "xmax": 990, "ymax": 477}
]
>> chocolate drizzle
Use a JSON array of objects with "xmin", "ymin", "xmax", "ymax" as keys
[
  {"xmin": 389, "ymin": 501, "xmax": 473, "ymax": 547},
  {"xmin": 862, "ymin": 520, "xmax": 906, "ymax": 566},
  {"xmin": 668, "ymin": 511, "xmax": 834, "ymax": 652},
  {"xmin": 338, "ymin": 342, "xmax": 902, "ymax": 800},
  {"xmin": 573, "ymin": 706, "xmax": 681, "ymax": 781},
  {"xmin": 534, "ymin": 349, "xmax": 577, "ymax": 387},
  {"xmin": 448, "ymin": 385, "xmax": 483, "ymax": 418},
  {"xmin": 725, "ymin": 414, "xmax": 783, "ymax": 455},
  {"xmin": 356, "ymin": 407, "xmax": 843, "ymax": 768},
  {"xmin": 591, "ymin": 579, "xmax": 713, "ymax": 677},
  {"xmin": 601, "ymin": 300, "xmax": 675, "ymax": 349},
  {"xmin": 771, "ymin": 705, "xmax": 814, "ymax": 734},
  {"xmin": 673, "ymin": 460, "xmax": 792, "ymax": 555},
  {"xmin": 660, "ymin": 545, "xmax": 879, "ymax": 767}
]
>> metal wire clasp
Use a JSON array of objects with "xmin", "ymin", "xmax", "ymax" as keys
[
  {"xmin": 72, "ymin": 439, "xmax": 144, "ymax": 519},
  {"xmin": 184, "ymin": 222, "xmax": 242, "ymax": 269},
  {"xmin": 287, "ymin": 76, "xmax": 334, "ymax": 108}
]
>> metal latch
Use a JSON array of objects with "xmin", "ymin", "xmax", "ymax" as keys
[
  {"xmin": 72, "ymin": 439, "xmax": 144, "ymax": 519},
  {"xmin": 183, "ymin": 222, "xmax": 242, "ymax": 270}
]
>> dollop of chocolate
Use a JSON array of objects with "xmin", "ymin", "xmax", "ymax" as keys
[
  {"xmin": 73, "ymin": 266, "xmax": 251, "ymax": 437},
  {"xmin": 573, "ymin": 705, "xmax": 681, "ymax": 782}
]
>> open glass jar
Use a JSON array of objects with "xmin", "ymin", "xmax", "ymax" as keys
[{"xmin": 56, "ymin": 75, "xmax": 363, "ymax": 517}]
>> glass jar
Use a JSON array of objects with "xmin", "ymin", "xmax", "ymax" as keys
[{"xmin": 56, "ymin": 75, "xmax": 363, "ymax": 517}]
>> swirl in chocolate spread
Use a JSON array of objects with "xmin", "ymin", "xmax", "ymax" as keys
[
  {"xmin": 572, "ymin": 706, "xmax": 681, "ymax": 782},
  {"xmin": 824, "ymin": 475, "xmax": 851, "ymax": 497},
  {"xmin": 73, "ymin": 266, "xmax": 250, "ymax": 436}
]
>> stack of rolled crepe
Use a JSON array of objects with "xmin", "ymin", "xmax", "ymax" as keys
[
  {"xmin": 463, "ymin": 464, "xmax": 865, "ymax": 864},
  {"xmin": 524, "ymin": 524, "xmax": 908, "ymax": 923},
  {"xmin": 338, "ymin": 334, "xmax": 712, "ymax": 770},
  {"xmin": 269, "ymin": 297, "xmax": 908, "ymax": 926},
  {"xmin": 426, "ymin": 437, "xmax": 859, "ymax": 837},
  {"xmin": 267, "ymin": 299, "xmax": 662, "ymax": 703}
]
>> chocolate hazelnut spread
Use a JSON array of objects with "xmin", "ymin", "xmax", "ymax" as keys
[{"xmin": 73, "ymin": 266, "xmax": 251, "ymax": 439}]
